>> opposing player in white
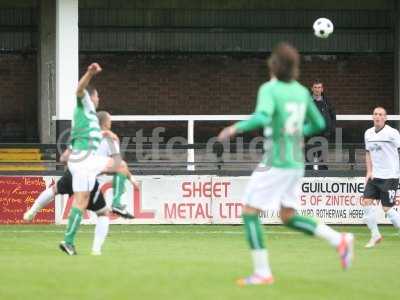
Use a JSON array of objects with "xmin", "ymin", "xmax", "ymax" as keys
[
  {"xmin": 90, "ymin": 110, "xmax": 139, "ymax": 254},
  {"xmin": 363, "ymin": 107, "xmax": 400, "ymax": 248},
  {"xmin": 95, "ymin": 111, "xmax": 138, "ymax": 212}
]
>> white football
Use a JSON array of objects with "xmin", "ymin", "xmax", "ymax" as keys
[{"xmin": 313, "ymin": 18, "xmax": 334, "ymax": 39}]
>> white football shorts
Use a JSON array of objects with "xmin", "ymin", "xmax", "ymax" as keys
[
  {"xmin": 243, "ymin": 166, "xmax": 304, "ymax": 211},
  {"xmin": 68, "ymin": 151, "xmax": 110, "ymax": 192}
]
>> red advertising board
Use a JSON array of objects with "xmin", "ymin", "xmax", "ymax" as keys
[{"xmin": 0, "ymin": 176, "xmax": 55, "ymax": 224}]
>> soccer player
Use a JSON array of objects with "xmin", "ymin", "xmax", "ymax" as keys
[
  {"xmin": 24, "ymin": 117, "xmax": 137, "ymax": 255},
  {"xmin": 362, "ymin": 107, "xmax": 400, "ymax": 248},
  {"xmin": 42, "ymin": 169, "xmax": 113, "ymax": 255},
  {"xmin": 96, "ymin": 111, "xmax": 138, "ymax": 215},
  {"xmin": 24, "ymin": 113, "xmax": 136, "ymax": 223},
  {"xmin": 61, "ymin": 63, "xmax": 134, "ymax": 255},
  {"xmin": 218, "ymin": 42, "xmax": 354, "ymax": 286}
]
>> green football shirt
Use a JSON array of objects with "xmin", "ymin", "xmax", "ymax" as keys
[
  {"xmin": 235, "ymin": 79, "xmax": 325, "ymax": 169},
  {"xmin": 70, "ymin": 90, "xmax": 102, "ymax": 151}
]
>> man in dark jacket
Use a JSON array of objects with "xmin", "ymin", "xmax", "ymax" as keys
[
  {"xmin": 312, "ymin": 80, "xmax": 336, "ymax": 139},
  {"xmin": 306, "ymin": 80, "xmax": 336, "ymax": 170}
]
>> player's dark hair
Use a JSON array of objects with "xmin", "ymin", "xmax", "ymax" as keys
[
  {"xmin": 268, "ymin": 42, "xmax": 300, "ymax": 82},
  {"xmin": 97, "ymin": 111, "xmax": 110, "ymax": 127},
  {"xmin": 312, "ymin": 79, "xmax": 323, "ymax": 86},
  {"xmin": 86, "ymin": 85, "xmax": 97, "ymax": 96}
]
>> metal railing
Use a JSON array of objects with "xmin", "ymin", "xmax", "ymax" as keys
[
  {"xmin": 109, "ymin": 114, "xmax": 393, "ymax": 170},
  {"xmin": 1, "ymin": 114, "xmax": 396, "ymax": 175}
]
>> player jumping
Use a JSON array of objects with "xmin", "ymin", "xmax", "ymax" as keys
[
  {"xmin": 24, "ymin": 112, "xmax": 137, "ymax": 255},
  {"xmin": 60, "ymin": 63, "xmax": 135, "ymax": 255}
]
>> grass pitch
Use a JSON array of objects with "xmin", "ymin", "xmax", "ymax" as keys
[{"xmin": 0, "ymin": 225, "xmax": 398, "ymax": 300}]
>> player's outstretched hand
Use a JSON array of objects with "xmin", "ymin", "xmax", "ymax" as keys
[
  {"xmin": 217, "ymin": 125, "xmax": 237, "ymax": 141},
  {"xmin": 88, "ymin": 63, "xmax": 102, "ymax": 75}
]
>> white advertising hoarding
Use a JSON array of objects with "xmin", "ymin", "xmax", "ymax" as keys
[{"xmin": 54, "ymin": 176, "xmax": 400, "ymax": 225}]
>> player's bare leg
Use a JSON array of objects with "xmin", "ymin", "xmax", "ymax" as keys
[
  {"xmin": 383, "ymin": 205, "xmax": 400, "ymax": 237},
  {"xmin": 281, "ymin": 206, "xmax": 354, "ymax": 270},
  {"xmin": 103, "ymin": 158, "xmax": 136, "ymax": 217},
  {"xmin": 24, "ymin": 185, "xmax": 57, "ymax": 222},
  {"xmin": 362, "ymin": 198, "xmax": 382, "ymax": 248},
  {"xmin": 91, "ymin": 209, "xmax": 110, "ymax": 256},
  {"xmin": 60, "ymin": 191, "xmax": 90, "ymax": 255}
]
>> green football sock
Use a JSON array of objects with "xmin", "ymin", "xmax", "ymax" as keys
[
  {"xmin": 243, "ymin": 213, "xmax": 265, "ymax": 249},
  {"xmin": 112, "ymin": 172, "xmax": 127, "ymax": 207},
  {"xmin": 64, "ymin": 207, "xmax": 83, "ymax": 245},
  {"xmin": 286, "ymin": 214, "xmax": 318, "ymax": 236}
]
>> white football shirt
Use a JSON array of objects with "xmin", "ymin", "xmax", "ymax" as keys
[
  {"xmin": 96, "ymin": 137, "xmax": 120, "ymax": 157},
  {"xmin": 95, "ymin": 137, "xmax": 121, "ymax": 186},
  {"xmin": 364, "ymin": 124, "xmax": 400, "ymax": 179}
]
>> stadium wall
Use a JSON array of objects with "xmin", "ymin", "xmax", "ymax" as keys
[
  {"xmin": 0, "ymin": 52, "xmax": 394, "ymax": 142},
  {"xmin": 80, "ymin": 53, "xmax": 394, "ymax": 142},
  {"xmin": 0, "ymin": 54, "xmax": 37, "ymax": 142},
  {"xmin": 0, "ymin": 2, "xmax": 396, "ymax": 142},
  {"xmin": 80, "ymin": 54, "xmax": 394, "ymax": 115},
  {"xmin": 78, "ymin": 0, "xmax": 394, "ymax": 10}
]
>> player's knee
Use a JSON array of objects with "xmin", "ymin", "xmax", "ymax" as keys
[
  {"xmin": 280, "ymin": 214, "xmax": 290, "ymax": 224},
  {"xmin": 382, "ymin": 206, "xmax": 392, "ymax": 213},
  {"xmin": 74, "ymin": 192, "xmax": 90, "ymax": 210},
  {"xmin": 242, "ymin": 205, "xmax": 259, "ymax": 215},
  {"xmin": 74, "ymin": 204, "xmax": 87, "ymax": 212},
  {"xmin": 52, "ymin": 185, "xmax": 58, "ymax": 196},
  {"xmin": 117, "ymin": 161, "xmax": 129, "ymax": 175},
  {"xmin": 280, "ymin": 207, "xmax": 295, "ymax": 224},
  {"xmin": 96, "ymin": 210, "xmax": 110, "ymax": 217},
  {"xmin": 361, "ymin": 198, "xmax": 373, "ymax": 206}
]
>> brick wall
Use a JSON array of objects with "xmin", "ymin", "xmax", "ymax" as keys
[
  {"xmin": 80, "ymin": 53, "xmax": 394, "ymax": 142},
  {"xmin": 0, "ymin": 54, "xmax": 37, "ymax": 142},
  {"xmin": 301, "ymin": 55, "xmax": 394, "ymax": 114},
  {"xmin": 0, "ymin": 53, "xmax": 393, "ymax": 142},
  {"xmin": 81, "ymin": 53, "xmax": 394, "ymax": 115}
]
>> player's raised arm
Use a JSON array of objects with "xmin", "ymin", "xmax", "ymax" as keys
[
  {"xmin": 303, "ymin": 96, "xmax": 326, "ymax": 137},
  {"xmin": 76, "ymin": 63, "xmax": 102, "ymax": 97}
]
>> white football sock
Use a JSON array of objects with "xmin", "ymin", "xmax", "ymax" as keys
[
  {"xmin": 251, "ymin": 249, "xmax": 272, "ymax": 278},
  {"xmin": 363, "ymin": 206, "xmax": 381, "ymax": 238},
  {"xmin": 386, "ymin": 208, "xmax": 400, "ymax": 229},
  {"xmin": 30, "ymin": 187, "xmax": 55, "ymax": 213},
  {"xmin": 314, "ymin": 223, "xmax": 342, "ymax": 247},
  {"xmin": 92, "ymin": 216, "xmax": 109, "ymax": 253}
]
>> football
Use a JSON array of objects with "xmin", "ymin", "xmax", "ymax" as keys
[{"xmin": 313, "ymin": 18, "xmax": 334, "ymax": 38}]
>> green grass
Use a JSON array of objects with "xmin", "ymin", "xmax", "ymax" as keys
[{"xmin": 0, "ymin": 225, "xmax": 398, "ymax": 300}]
